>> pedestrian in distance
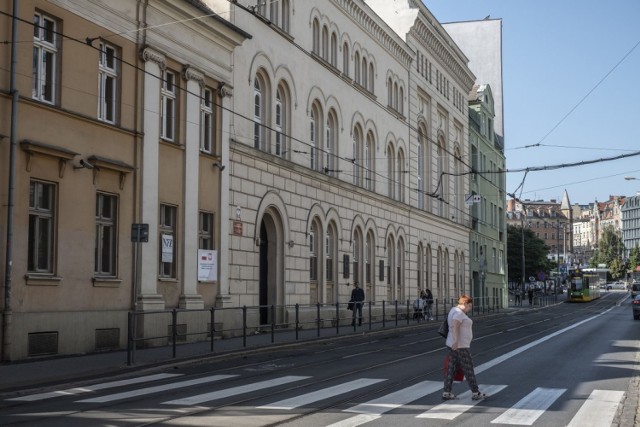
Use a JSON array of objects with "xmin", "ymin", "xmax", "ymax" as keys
[
  {"xmin": 442, "ymin": 294, "xmax": 489, "ymax": 401},
  {"xmin": 514, "ymin": 285, "xmax": 521, "ymax": 306},
  {"xmin": 424, "ymin": 288, "xmax": 434, "ymax": 320},
  {"xmin": 527, "ymin": 287, "xmax": 534, "ymax": 306},
  {"xmin": 413, "ymin": 292, "xmax": 425, "ymax": 320},
  {"xmin": 350, "ymin": 281, "xmax": 365, "ymax": 326}
]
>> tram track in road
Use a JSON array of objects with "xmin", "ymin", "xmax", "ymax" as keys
[{"xmin": 2, "ymin": 299, "xmax": 619, "ymax": 426}]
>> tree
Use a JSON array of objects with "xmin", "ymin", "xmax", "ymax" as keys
[
  {"xmin": 629, "ymin": 245, "xmax": 640, "ymax": 272},
  {"xmin": 507, "ymin": 225, "xmax": 553, "ymax": 284},
  {"xmin": 590, "ymin": 225, "xmax": 625, "ymax": 278}
]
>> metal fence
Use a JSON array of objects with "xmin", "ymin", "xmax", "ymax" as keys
[{"xmin": 126, "ymin": 296, "xmax": 507, "ymax": 365}]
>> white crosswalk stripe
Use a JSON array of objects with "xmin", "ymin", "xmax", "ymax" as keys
[
  {"xmin": 325, "ymin": 381, "xmax": 442, "ymax": 427},
  {"xmin": 491, "ymin": 387, "xmax": 566, "ymax": 425},
  {"xmin": 257, "ymin": 378, "xmax": 386, "ymax": 410},
  {"xmin": 77, "ymin": 374, "xmax": 236, "ymax": 403},
  {"xmin": 162, "ymin": 375, "xmax": 310, "ymax": 406},
  {"xmin": 6, "ymin": 373, "xmax": 182, "ymax": 402},
  {"xmin": 566, "ymin": 389, "xmax": 625, "ymax": 427},
  {"xmin": 416, "ymin": 384, "xmax": 507, "ymax": 420}
]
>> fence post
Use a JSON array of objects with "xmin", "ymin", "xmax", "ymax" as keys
[
  {"xmin": 171, "ymin": 308, "xmax": 177, "ymax": 359},
  {"xmin": 316, "ymin": 302, "xmax": 321, "ymax": 337},
  {"xmin": 242, "ymin": 305, "xmax": 247, "ymax": 348},
  {"xmin": 127, "ymin": 311, "xmax": 133, "ymax": 366},
  {"xmin": 296, "ymin": 303, "xmax": 300, "ymax": 340},
  {"xmin": 211, "ymin": 307, "xmax": 216, "ymax": 353},
  {"xmin": 382, "ymin": 300, "xmax": 386, "ymax": 328},
  {"xmin": 271, "ymin": 305, "xmax": 275, "ymax": 343}
]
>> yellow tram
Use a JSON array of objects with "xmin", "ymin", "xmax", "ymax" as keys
[{"xmin": 567, "ymin": 268, "xmax": 601, "ymax": 302}]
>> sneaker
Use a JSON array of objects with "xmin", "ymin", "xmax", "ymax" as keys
[
  {"xmin": 472, "ymin": 391, "xmax": 489, "ymax": 400},
  {"xmin": 442, "ymin": 392, "xmax": 457, "ymax": 400}
]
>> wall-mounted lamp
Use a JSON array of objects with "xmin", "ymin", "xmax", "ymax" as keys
[
  {"xmin": 73, "ymin": 159, "xmax": 94, "ymax": 170},
  {"xmin": 213, "ymin": 162, "xmax": 226, "ymax": 171}
]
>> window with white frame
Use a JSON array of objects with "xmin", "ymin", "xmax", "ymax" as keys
[
  {"xmin": 161, "ymin": 70, "xmax": 177, "ymax": 141},
  {"xmin": 28, "ymin": 180, "xmax": 55, "ymax": 273},
  {"xmin": 417, "ymin": 139, "xmax": 425, "ymax": 209},
  {"xmin": 95, "ymin": 192, "xmax": 117, "ymax": 276},
  {"xmin": 275, "ymin": 87, "xmax": 285, "ymax": 157},
  {"xmin": 365, "ymin": 133, "xmax": 373, "ymax": 191},
  {"xmin": 326, "ymin": 229, "xmax": 334, "ymax": 282},
  {"xmin": 98, "ymin": 41, "xmax": 118, "ymax": 123},
  {"xmin": 310, "ymin": 106, "xmax": 318, "ymax": 170},
  {"xmin": 199, "ymin": 211, "xmax": 214, "ymax": 250},
  {"xmin": 159, "ymin": 204, "xmax": 177, "ymax": 278},
  {"xmin": 325, "ymin": 113, "xmax": 335, "ymax": 175},
  {"xmin": 32, "ymin": 12, "xmax": 58, "ymax": 104},
  {"xmin": 253, "ymin": 76, "xmax": 265, "ymax": 150},
  {"xmin": 200, "ymin": 87, "xmax": 214, "ymax": 153},
  {"xmin": 309, "ymin": 223, "xmax": 318, "ymax": 281}
]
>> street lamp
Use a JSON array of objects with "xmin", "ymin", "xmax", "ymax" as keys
[{"xmin": 624, "ymin": 176, "xmax": 638, "ymax": 181}]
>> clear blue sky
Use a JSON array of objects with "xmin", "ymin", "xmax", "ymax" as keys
[{"xmin": 424, "ymin": 0, "xmax": 640, "ymax": 206}]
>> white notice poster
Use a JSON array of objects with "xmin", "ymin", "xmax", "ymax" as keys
[
  {"xmin": 161, "ymin": 234, "xmax": 173, "ymax": 262},
  {"xmin": 198, "ymin": 249, "xmax": 218, "ymax": 281}
]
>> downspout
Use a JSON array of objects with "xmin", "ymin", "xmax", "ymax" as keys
[{"xmin": 3, "ymin": 0, "xmax": 19, "ymax": 362}]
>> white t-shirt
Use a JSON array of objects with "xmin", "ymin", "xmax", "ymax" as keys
[{"xmin": 445, "ymin": 306, "xmax": 473, "ymax": 349}]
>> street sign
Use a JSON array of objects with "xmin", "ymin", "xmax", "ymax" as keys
[
  {"xmin": 131, "ymin": 223, "xmax": 149, "ymax": 242},
  {"xmin": 529, "ymin": 276, "xmax": 536, "ymax": 282}
]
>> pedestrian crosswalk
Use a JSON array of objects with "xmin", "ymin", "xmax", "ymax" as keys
[{"xmin": 5, "ymin": 373, "xmax": 626, "ymax": 426}]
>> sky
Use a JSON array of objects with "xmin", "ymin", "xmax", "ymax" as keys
[{"xmin": 423, "ymin": 0, "xmax": 640, "ymax": 206}]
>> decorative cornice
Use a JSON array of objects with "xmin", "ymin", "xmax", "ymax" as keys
[
  {"xmin": 140, "ymin": 46, "xmax": 166, "ymax": 70},
  {"xmin": 331, "ymin": 0, "xmax": 414, "ymax": 68},
  {"xmin": 182, "ymin": 65, "xmax": 205, "ymax": 86},
  {"xmin": 411, "ymin": 19, "xmax": 475, "ymax": 90}
]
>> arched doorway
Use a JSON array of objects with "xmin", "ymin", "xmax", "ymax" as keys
[{"xmin": 258, "ymin": 210, "xmax": 284, "ymax": 325}]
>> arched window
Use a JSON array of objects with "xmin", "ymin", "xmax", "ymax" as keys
[
  {"xmin": 361, "ymin": 57, "xmax": 367, "ymax": 88},
  {"xmin": 426, "ymin": 245, "xmax": 432, "ymax": 294},
  {"xmin": 312, "ymin": 19, "xmax": 320, "ymax": 54},
  {"xmin": 310, "ymin": 106, "xmax": 318, "ymax": 170},
  {"xmin": 354, "ymin": 51, "xmax": 361, "ymax": 84},
  {"xmin": 342, "ymin": 42, "xmax": 349, "ymax": 76},
  {"xmin": 326, "ymin": 224, "xmax": 337, "ymax": 303},
  {"xmin": 275, "ymin": 86, "xmax": 286, "ymax": 157},
  {"xmin": 353, "ymin": 125, "xmax": 362, "ymax": 186},
  {"xmin": 393, "ymin": 81, "xmax": 398, "ymax": 110},
  {"xmin": 387, "ymin": 236, "xmax": 394, "ymax": 301},
  {"xmin": 365, "ymin": 132, "xmax": 374, "ymax": 191},
  {"xmin": 310, "ymin": 220, "xmax": 319, "ymax": 283},
  {"xmin": 322, "ymin": 26, "xmax": 329, "ymax": 60},
  {"xmin": 397, "ymin": 238, "xmax": 405, "ymax": 301},
  {"xmin": 399, "ymin": 86, "xmax": 404, "ymax": 115},
  {"xmin": 417, "ymin": 133, "xmax": 425, "ymax": 209},
  {"xmin": 353, "ymin": 228, "xmax": 362, "ymax": 285},
  {"xmin": 366, "ymin": 230, "xmax": 375, "ymax": 301},
  {"xmin": 387, "ymin": 145, "xmax": 394, "ymax": 199},
  {"xmin": 437, "ymin": 139, "xmax": 445, "ymax": 216},
  {"xmin": 417, "ymin": 245, "xmax": 424, "ymax": 292},
  {"xmin": 269, "ymin": 0, "xmax": 278, "ymax": 26},
  {"xmin": 330, "ymin": 32, "xmax": 338, "ymax": 66},
  {"xmin": 397, "ymin": 148, "xmax": 405, "ymax": 203},
  {"xmin": 387, "ymin": 77, "xmax": 393, "ymax": 106},
  {"xmin": 281, "ymin": 0, "xmax": 290, "ymax": 32},
  {"xmin": 369, "ymin": 62, "xmax": 374, "ymax": 92},
  {"xmin": 454, "ymin": 148, "xmax": 463, "ymax": 220},
  {"xmin": 253, "ymin": 76, "xmax": 264, "ymax": 150},
  {"xmin": 325, "ymin": 112, "xmax": 335, "ymax": 175}
]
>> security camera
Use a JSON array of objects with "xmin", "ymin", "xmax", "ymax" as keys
[
  {"xmin": 74, "ymin": 159, "xmax": 94, "ymax": 170},
  {"xmin": 80, "ymin": 159, "xmax": 94, "ymax": 169}
]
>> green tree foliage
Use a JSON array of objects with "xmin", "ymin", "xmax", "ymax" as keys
[
  {"xmin": 629, "ymin": 245, "xmax": 640, "ymax": 272},
  {"xmin": 507, "ymin": 225, "xmax": 553, "ymax": 284},
  {"xmin": 590, "ymin": 225, "xmax": 625, "ymax": 278}
]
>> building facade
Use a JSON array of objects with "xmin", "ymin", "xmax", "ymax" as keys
[
  {"xmin": 0, "ymin": 0, "xmax": 248, "ymax": 360},
  {"xmin": 468, "ymin": 85, "xmax": 507, "ymax": 307}
]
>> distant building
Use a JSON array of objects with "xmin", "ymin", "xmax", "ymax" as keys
[{"xmin": 622, "ymin": 193, "xmax": 640, "ymax": 259}]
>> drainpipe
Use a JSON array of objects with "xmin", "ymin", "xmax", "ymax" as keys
[{"xmin": 3, "ymin": 0, "xmax": 19, "ymax": 362}]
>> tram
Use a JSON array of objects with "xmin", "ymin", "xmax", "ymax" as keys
[{"xmin": 567, "ymin": 268, "xmax": 601, "ymax": 302}]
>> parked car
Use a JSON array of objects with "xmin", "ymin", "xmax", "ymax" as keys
[
  {"xmin": 631, "ymin": 283, "xmax": 640, "ymax": 298},
  {"xmin": 633, "ymin": 295, "xmax": 640, "ymax": 320},
  {"xmin": 609, "ymin": 281, "xmax": 627, "ymax": 290}
]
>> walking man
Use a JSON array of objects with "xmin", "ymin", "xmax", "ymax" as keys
[{"xmin": 350, "ymin": 282, "xmax": 365, "ymax": 326}]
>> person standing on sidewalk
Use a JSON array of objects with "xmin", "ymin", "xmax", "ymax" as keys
[
  {"xmin": 527, "ymin": 287, "xmax": 534, "ymax": 306},
  {"xmin": 350, "ymin": 282, "xmax": 365, "ymax": 326},
  {"xmin": 442, "ymin": 294, "xmax": 489, "ymax": 401},
  {"xmin": 515, "ymin": 285, "xmax": 522, "ymax": 306}
]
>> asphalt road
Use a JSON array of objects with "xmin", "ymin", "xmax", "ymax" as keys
[{"xmin": 0, "ymin": 292, "xmax": 637, "ymax": 426}]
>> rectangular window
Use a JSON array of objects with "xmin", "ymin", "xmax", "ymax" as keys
[
  {"xmin": 161, "ymin": 70, "xmax": 177, "ymax": 141},
  {"xmin": 95, "ymin": 193, "xmax": 118, "ymax": 276},
  {"xmin": 200, "ymin": 87, "xmax": 214, "ymax": 153},
  {"xmin": 98, "ymin": 41, "xmax": 118, "ymax": 123},
  {"xmin": 28, "ymin": 180, "xmax": 55, "ymax": 273},
  {"xmin": 159, "ymin": 204, "xmax": 177, "ymax": 278},
  {"xmin": 32, "ymin": 12, "xmax": 58, "ymax": 104},
  {"xmin": 199, "ymin": 211, "xmax": 214, "ymax": 249}
]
